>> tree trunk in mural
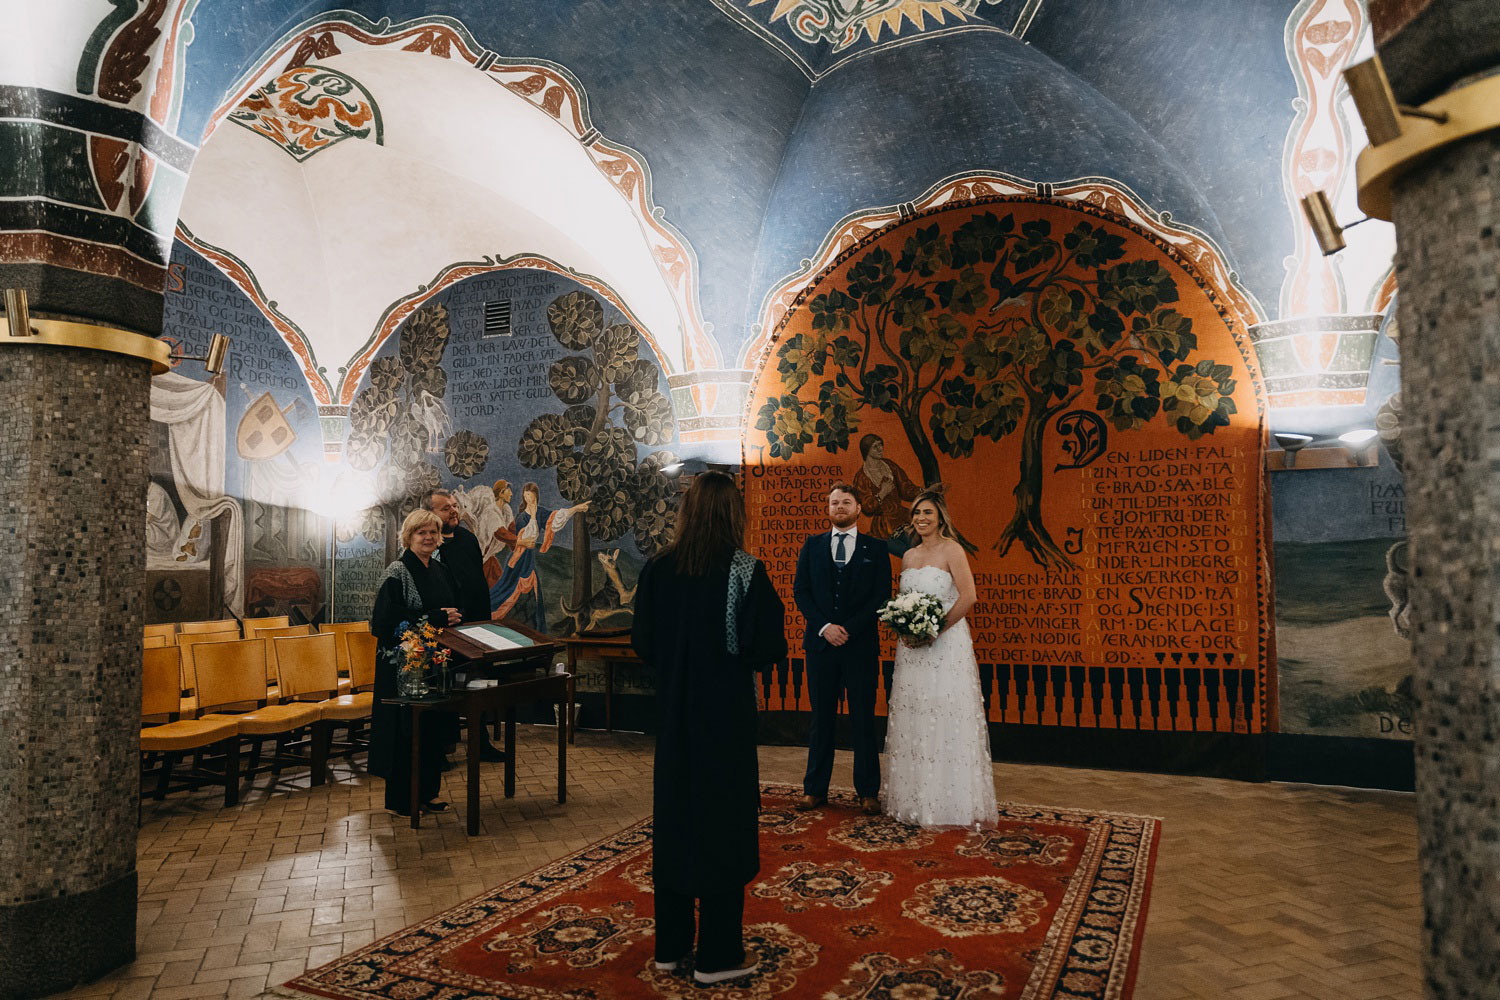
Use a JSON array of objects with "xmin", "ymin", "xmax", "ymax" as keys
[
  {"xmin": 755, "ymin": 208, "xmax": 1239, "ymax": 570},
  {"xmin": 997, "ymin": 399, "xmax": 1074, "ymax": 570}
]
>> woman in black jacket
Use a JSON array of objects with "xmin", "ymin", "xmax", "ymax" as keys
[
  {"xmin": 369, "ymin": 509, "xmax": 462, "ymax": 816},
  {"xmin": 631, "ymin": 471, "xmax": 787, "ymax": 985}
]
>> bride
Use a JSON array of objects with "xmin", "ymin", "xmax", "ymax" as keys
[{"xmin": 882, "ymin": 487, "xmax": 997, "ymax": 829}]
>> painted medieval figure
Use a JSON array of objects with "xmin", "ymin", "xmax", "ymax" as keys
[
  {"xmin": 488, "ymin": 481, "xmax": 588, "ymax": 630},
  {"xmin": 630, "ymin": 471, "xmax": 787, "ymax": 984},
  {"xmin": 852, "ymin": 433, "xmax": 921, "ymax": 539}
]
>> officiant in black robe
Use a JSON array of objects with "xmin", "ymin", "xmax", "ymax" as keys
[
  {"xmin": 369, "ymin": 509, "xmax": 462, "ymax": 816},
  {"xmin": 631, "ymin": 471, "xmax": 787, "ymax": 983}
]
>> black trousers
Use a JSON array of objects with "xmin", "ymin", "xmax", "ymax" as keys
[
  {"xmin": 653, "ymin": 884, "xmax": 745, "ymax": 972},
  {"xmin": 383, "ymin": 709, "xmax": 444, "ymax": 814},
  {"xmin": 803, "ymin": 649, "xmax": 881, "ymax": 799}
]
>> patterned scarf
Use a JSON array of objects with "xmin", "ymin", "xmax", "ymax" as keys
[{"xmin": 724, "ymin": 549, "xmax": 756, "ymax": 656}]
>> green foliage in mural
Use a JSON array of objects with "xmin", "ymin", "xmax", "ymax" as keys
[
  {"xmin": 518, "ymin": 291, "xmax": 677, "ymax": 607},
  {"xmin": 755, "ymin": 213, "xmax": 1236, "ymax": 570}
]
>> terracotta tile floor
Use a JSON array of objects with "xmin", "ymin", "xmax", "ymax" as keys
[{"xmin": 53, "ymin": 728, "xmax": 1420, "ymax": 999}]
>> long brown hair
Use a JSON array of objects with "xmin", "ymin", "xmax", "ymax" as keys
[
  {"xmin": 669, "ymin": 471, "xmax": 746, "ymax": 576},
  {"xmin": 910, "ymin": 485, "xmax": 960, "ymax": 542}
]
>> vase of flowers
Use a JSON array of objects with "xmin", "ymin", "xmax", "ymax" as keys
[
  {"xmin": 878, "ymin": 591, "xmax": 947, "ymax": 646},
  {"xmin": 394, "ymin": 620, "xmax": 452, "ymax": 698}
]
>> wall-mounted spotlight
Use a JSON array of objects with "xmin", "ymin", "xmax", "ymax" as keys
[
  {"xmin": 1299, "ymin": 191, "xmax": 1376, "ymax": 256},
  {"xmin": 1339, "ymin": 428, "xmax": 1379, "ymax": 466},
  {"xmin": 1343, "ymin": 56, "xmax": 1448, "ymax": 147},
  {"xmin": 1273, "ymin": 432, "xmax": 1315, "ymax": 469},
  {"xmin": 1, "ymin": 288, "xmax": 34, "ymax": 337},
  {"xmin": 169, "ymin": 332, "xmax": 231, "ymax": 375}
]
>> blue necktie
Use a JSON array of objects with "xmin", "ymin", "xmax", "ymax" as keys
[{"xmin": 834, "ymin": 532, "xmax": 848, "ymax": 565}]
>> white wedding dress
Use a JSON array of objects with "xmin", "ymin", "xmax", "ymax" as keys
[{"xmin": 882, "ymin": 565, "xmax": 998, "ymax": 829}]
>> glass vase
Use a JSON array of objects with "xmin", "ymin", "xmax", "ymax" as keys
[{"xmin": 398, "ymin": 666, "xmax": 430, "ymax": 698}]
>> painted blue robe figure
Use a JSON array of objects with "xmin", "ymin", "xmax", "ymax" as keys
[{"xmin": 488, "ymin": 481, "xmax": 589, "ymax": 630}]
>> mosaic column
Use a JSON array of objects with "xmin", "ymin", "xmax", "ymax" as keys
[
  {"xmin": 0, "ymin": 337, "xmax": 152, "ymax": 996},
  {"xmin": 1372, "ymin": 0, "xmax": 1500, "ymax": 995}
]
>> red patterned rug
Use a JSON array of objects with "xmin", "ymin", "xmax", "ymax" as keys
[{"xmin": 279, "ymin": 784, "xmax": 1158, "ymax": 999}]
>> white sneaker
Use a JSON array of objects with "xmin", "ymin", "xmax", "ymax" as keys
[
  {"xmin": 653, "ymin": 958, "xmax": 682, "ymax": 971},
  {"xmin": 693, "ymin": 956, "xmax": 758, "ymax": 984}
]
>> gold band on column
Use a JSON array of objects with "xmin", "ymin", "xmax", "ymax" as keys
[
  {"xmin": 1, "ymin": 317, "xmax": 170, "ymax": 375},
  {"xmin": 1357, "ymin": 73, "xmax": 1500, "ymax": 221}
]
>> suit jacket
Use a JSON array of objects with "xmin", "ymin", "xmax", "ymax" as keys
[
  {"xmin": 793, "ymin": 530, "xmax": 892, "ymax": 659},
  {"xmin": 438, "ymin": 524, "xmax": 490, "ymax": 623}
]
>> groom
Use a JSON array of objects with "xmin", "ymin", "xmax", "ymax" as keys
[{"xmin": 793, "ymin": 482, "xmax": 892, "ymax": 815}]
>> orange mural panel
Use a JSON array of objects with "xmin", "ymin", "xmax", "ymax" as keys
[{"xmin": 744, "ymin": 198, "xmax": 1271, "ymax": 734}]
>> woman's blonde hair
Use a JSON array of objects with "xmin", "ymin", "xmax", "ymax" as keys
[
  {"xmin": 399, "ymin": 509, "xmax": 443, "ymax": 549},
  {"xmin": 909, "ymin": 485, "xmax": 959, "ymax": 542}
]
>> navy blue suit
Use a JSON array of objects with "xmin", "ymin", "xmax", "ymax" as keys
[{"xmin": 793, "ymin": 529, "xmax": 892, "ymax": 799}]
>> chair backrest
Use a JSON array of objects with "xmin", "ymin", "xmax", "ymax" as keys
[
  {"xmin": 180, "ymin": 618, "xmax": 240, "ymax": 635},
  {"xmin": 143, "ymin": 633, "xmax": 170, "ymax": 649},
  {"xmin": 346, "ymin": 631, "xmax": 378, "ymax": 691},
  {"xmin": 241, "ymin": 614, "xmax": 290, "ymax": 638},
  {"xmin": 194, "ymin": 638, "xmax": 271, "ymax": 712},
  {"xmin": 142, "ymin": 646, "xmax": 183, "ymax": 718},
  {"xmin": 176, "ymin": 629, "xmax": 240, "ymax": 694},
  {"xmin": 255, "ymin": 625, "xmax": 314, "ymax": 685},
  {"xmin": 144, "ymin": 622, "xmax": 177, "ymax": 639},
  {"xmin": 274, "ymin": 633, "xmax": 339, "ymax": 700},
  {"xmin": 319, "ymin": 621, "xmax": 368, "ymax": 672}
]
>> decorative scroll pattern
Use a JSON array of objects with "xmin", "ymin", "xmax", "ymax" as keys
[{"xmin": 227, "ymin": 65, "xmax": 382, "ymax": 162}]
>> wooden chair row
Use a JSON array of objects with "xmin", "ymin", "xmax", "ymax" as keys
[
  {"xmin": 144, "ymin": 617, "xmax": 372, "ymax": 648},
  {"xmin": 140, "ymin": 631, "xmax": 379, "ymax": 805}
]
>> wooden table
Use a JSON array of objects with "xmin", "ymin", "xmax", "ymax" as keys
[
  {"xmin": 385, "ymin": 621, "xmax": 571, "ymax": 835},
  {"xmin": 562, "ymin": 632, "xmax": 640, "ymax": 741}
]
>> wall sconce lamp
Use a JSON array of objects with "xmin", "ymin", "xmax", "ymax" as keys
[
  {"xmin": 1349, "ymin": 54, "xmax": 1500, "ymax": 220},
  {"xmin": 1273, "ymin": 432, "xmax": 1315, "ymax": 468},
  {"xmin": 2, "ymin": 288, "xmax": 34, "ymax": 336},
  {"xmin": 1299, "ymin": 191, "xmax": 1376, "ymax": 256},
  {"xmin": 169, "ymin": 333, "xmax": 231, "ymax": 375},
  {"xmin": 1338, "ymin": 428, "xmax": 1380, "ymax": 467}
]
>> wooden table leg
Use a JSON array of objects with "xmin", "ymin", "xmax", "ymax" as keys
[
  {"xmin": 503, "ymin": 706, "xmax": 517, "ymax": 798},
  {"xmin": 466, "ymin": 696, "xmax": 481, "ymax": 836},
  {"xmin": 409, "ymin": 707, "xmax": 422, "ymax": 831},
  {"xmin": 567, "ymin": 674, "xmax": 576, "ymax": 745},
  {"xmin": 605, "ymin": 660, "xmax": 614, "ymax": 732},
  {"xmin": 557, "ymin": 691, "xmax": 567, "ymax": 804}
]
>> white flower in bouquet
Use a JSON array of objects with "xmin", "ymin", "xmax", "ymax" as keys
[{"xmin": 879, "ymin": 590, "xmax": 946, "ymax": 642}]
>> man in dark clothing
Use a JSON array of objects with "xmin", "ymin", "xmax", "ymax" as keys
[
  {"xmin": 793, "ymin": 482, "xmax": 892, "ymax": 815},
  {"xmin": 426, "ymin": 490, "xmax": 502, "ymax": 762}
]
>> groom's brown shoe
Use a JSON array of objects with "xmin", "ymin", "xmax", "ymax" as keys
[
  {"xmin": 861, "ymin": 797, "xmax": 881, "ymax": 816},
  {"xmin": 795, "ymin": 794, "xmax": 826, "ymax": 811}
]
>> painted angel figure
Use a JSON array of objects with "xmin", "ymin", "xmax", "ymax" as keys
[{"xmin": 489, "ymin": 481, "xmax": 588, "ymax": 631}]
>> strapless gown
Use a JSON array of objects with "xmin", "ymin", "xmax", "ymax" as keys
[{"xmin": 882, "ymin": 565, "xmax": 998, "ymax": 829}]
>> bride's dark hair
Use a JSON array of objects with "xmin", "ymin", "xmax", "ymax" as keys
[
  {"xmin": 667, "ymin": 470, "xmax": 746, "ymax": 576},
  {"xmin": 909, "ymin": 484, "xmax": 959, "ymax": 542}
]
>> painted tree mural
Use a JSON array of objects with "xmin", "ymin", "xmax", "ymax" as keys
[
  {"xmin": 756, "ymin": 211, "xmax": 1237, "ymax": 570},
  {"xmin": 518, "ymin": 290, "xmax": 678, "ymax": 610},
  {"xmin": 344, "ymin": 301, "xmax": 488, "ymax": 557}
]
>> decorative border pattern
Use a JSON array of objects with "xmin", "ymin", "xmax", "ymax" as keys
[{"xmin": 204, "ymin": 13, "xmax": 718, "ymax": 375}]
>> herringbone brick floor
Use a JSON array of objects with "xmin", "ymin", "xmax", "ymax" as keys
[{"xmin": 51, "ymin": 728, "xmax": 1420, "ymax": 999}]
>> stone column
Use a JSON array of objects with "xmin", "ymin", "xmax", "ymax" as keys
[
  {"xmin": 1372, "ymin": 1, "xmax": 1500, "ymax": 996},
  {"xmin": 0, "ymin": 338, "xmax": 151, "ymax": 998}
]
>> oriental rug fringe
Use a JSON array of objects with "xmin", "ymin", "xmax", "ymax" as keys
[{"xmin": 277, "ymin": 784, "xmax": 1158, "ymax": 1000}]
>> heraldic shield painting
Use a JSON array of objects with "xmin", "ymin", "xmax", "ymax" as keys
[{"xmin": 746, "ymin": 198, "xmax": 1272, "ymax": 734}]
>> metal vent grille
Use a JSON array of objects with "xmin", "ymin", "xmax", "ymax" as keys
[{"xmin": 484, "ymin": 300, "xmax": 513, "ymax": 337}]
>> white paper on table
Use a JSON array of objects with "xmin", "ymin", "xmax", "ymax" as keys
[{"xmin": 456, "ymin": 625, "xmax": 523, "ymax": 651}]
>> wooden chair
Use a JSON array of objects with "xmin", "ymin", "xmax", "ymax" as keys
[
  {"xmin": 180, "ymin": 619, "xmax": 240, "ymax": 635},
  {"xmin": 346, "ymin": 632, "xmax": 378, "ymax": 693},
  {"xmin": 255, "ymin": 625, "xmax": 314, "ymax": 702},
  {"xmin": 139, "ymin": 646, "xmax": 242, "ymax": 805},
  {"xmin": 143, "ymin": 633, "xmax": 170, "ymax": 649},
  {"xmin": 176, "ymin": 629, "xmax": 240, "ymax": 716},
  {"xmin": 241, "ymin": 614, "xmax": 290, "ymax": 638},
  {"xmin": 318, "ymin": 621, "xmax": 369, "ymax": 675},
  {"xmin": 195, "ymin": 639, "xmax": 322, "ymax": 787},
  {"xmin": 274, "ymin": 634, "xmax": 372, "ymax": 783},
  {"xmin": 144, "ymin": 622, "xmax": 177, "ymax": 640}
]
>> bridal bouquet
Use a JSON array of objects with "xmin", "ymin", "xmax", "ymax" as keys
[{"xmin": 879, "ymin": 591, "xmax": 946, "ymax": 644}]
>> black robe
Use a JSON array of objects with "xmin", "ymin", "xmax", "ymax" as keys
[
  {"xmin": 440, "ymin": 524, "xmax": 491, "ymax": 623},
  {"xmin": 631, "ymin": 550, "xmax": 787, "ymax": 896},
  {"xmin": 369, "ymin": 549, "xmax": 458, "ymax": 812}
]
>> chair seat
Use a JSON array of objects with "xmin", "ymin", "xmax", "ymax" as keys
[
  {"xmin": 319, "ymin": 692, "xmax": 373, "ymax": 721},
  {"xmin": 141, "ymin": 717, "xmax": 240, "ymax": 752},
  {"xmin": 203, "ymin": 703, "xmax": 322, "ymax": 735}
]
